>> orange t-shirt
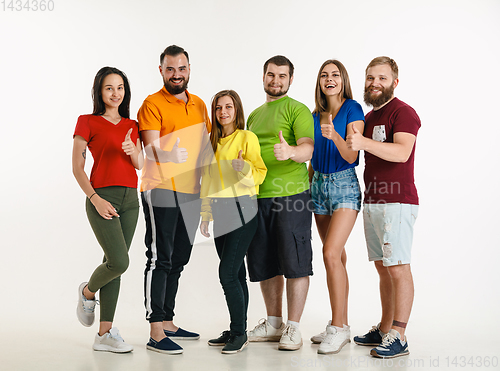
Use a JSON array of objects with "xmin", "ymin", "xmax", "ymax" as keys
[{"xmin": 137, "ymin": 87, "xmax": 211, "ymax": 193}]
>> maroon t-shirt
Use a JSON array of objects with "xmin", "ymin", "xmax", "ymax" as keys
[
  {"xmin": 74, "ymin": 114, "xmax": 139, "ymax": 189},
  {"xmin": 363, "ymin": 98, "xmax": 420, "ymax": 205}
]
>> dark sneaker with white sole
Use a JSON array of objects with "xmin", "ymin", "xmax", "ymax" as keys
[
  {"xmin": 221, "ymin": 333, "xmax": 248, "ymax": 354},
  {"xmin": 354, "ymin": 323, "xmax": 384, "ymax": 346},
  {"xmin": 208, "ymin": 330, "xmax": 231, "ymax": 346},
  {"xmin": 370, "ymin": 329, "xmax": 409, "ymax": 358}
]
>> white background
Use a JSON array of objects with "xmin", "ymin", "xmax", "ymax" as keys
[{"xmin": 1, "ymin": 0, "xmax": 499, "ymax": 368}]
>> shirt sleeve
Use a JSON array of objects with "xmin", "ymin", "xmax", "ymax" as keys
[
  {"xmin": 392, "ymin": 106, "xmax": 421, "ymax": 136},
  {"xmin": 74, "ymin": 115, "xmax": 91, "ymax": 142},
  {"xmin": 347, "ymin": 100, "xmax": 365, "ymax": 124},
  {"xmin": 292, "ymin": 103, "xmax": 314, "ymax": 142},
  {"xmin": 237, "ymin": 132, "xmax": 268, "ymax": 188},
  {"xmin": 200, "ymin": 197, "xmax": 213, "ymax": 221},
  {"xmin": 137, "ymin": 99, "xmax": 162, "ymax": 132}
]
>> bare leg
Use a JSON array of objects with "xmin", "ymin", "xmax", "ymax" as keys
[
  {"xmin": 99, "ymin": 321, "xmax": 112, "ymax": 336},
  {"xmin": 286, "ymin": 276, "xmax": 309, "ymax": 322},
  {"xmin": 387, "ymin": 264, "xmax": 414, "ymax": 338},
  {"xmin": 317, "ymin": 209, "xmax": 357, "ymax": 328},
  {"xmin": 341, "ymin": 248, "xmax": 349, "ymax": 326},
  {"xmin": 150, "ymin": 321, "xmax": 167, "ymax": 342},
  {"xmin": 375, "ymin": 260, "xmax": 394, "ymax": 334},
  {"xmin": 163, "ymin": 320, "xmax": 178, "ymax": 332},
  {"xmin": 260, "ymin": 275, "xmax": 284, "ymax": 317},
  {"xmin": 83, "ymin": 285, "xmax": 95, "ymax": 300}
]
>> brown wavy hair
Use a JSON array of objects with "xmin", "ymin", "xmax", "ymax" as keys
[{"xmin": 313, "ymin": 60, "xmax": 353, "ymax": 115}]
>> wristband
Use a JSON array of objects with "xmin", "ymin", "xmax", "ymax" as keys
[{"xmin": 89, "ymin": 192, "xmax": 97, "ymax": 200}]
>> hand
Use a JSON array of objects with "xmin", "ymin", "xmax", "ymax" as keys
[
  {"xmin": 232, "ymin": 150, "xmax": 245, "ymax": 172},
  {"xmin": 168, "ymin": 138, "xmax": 188, "ymax": 163},
  {"xmin": 91, "ymin": 195, "xmax": 119, "ymax": 220},
  {"xmin": 346, "ymin": 124, "xmax": 365, "ymax": 151},
  {"xmin": 122, "ymin": 128, "xmax": 136, "ymax": 155},
  {"xmin": 320, "ymin": 114, "xmax": 338, "ymax": 141},
  {"xmin": 200, "ymin": 221, "xmax": 210, "ymax": 237},
  {"xmin": 274, "ymin": 131, "xmax": 294, "ymax": 161}
]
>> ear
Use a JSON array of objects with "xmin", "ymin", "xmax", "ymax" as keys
[
  {"xmin": 393, "ymin": 78, "xmax": 399, "ymax": 89},
  {"xmin": 289, "ymin": 75, "xmax": 294, "ymax": 85},
  {"xmin": 159, "ymin": 65, "xmax": 163, "ymax": 74}
]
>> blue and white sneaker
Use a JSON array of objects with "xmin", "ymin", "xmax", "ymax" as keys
[
  {"xmin": 370, "ymin": 329, "xmax": 409, "ymax": 358},
  {"xmin": 164, "ymin": 327, "xmax": 200, "ymax": 340},
  {"xmin": 147, "ymin": 337, "xmax": 183, "ymax": 355},
  {"xmin": 354, "ymin": 323, "xmax": 384, "ymax": 346}
]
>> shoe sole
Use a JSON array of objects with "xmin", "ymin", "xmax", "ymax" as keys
[
  {"xmin": 370, "ymin": 349, "xmax": 410, "ymax": 358},
  {"xmin": 317, "ymin": 339, "xmax": 349, "ymax": 354},
  {"xmin": 146, "ymin": 345, "xmax": 183, "ymax": 355},
  {"xmin": 248, "ymin": 336, "xmax": 281, "ymax": 342},
  {"xmin": 208, "ymin": 341, "xmax": 225, "ymax": 346},
  {"xmin": 310, "ymin": 338, "xmax": 322, "ymax": 344},
  {"xmin": 278, "ymin": 340, "xmax": 303, "ymax": 351},
  {"xmin": 354, "ymin": 340, "xmax": 380, "ymax": 346},
  {"xmin": 221, "ymin": 340, "xmax": 249, "ymax": 354},
  {"xmin": 167, "ymin": 336, "xmax": 200, "ymax": 340},
  {"xmin": 93, "ymin": 345, "xmax": 133, "ymax": 353}
]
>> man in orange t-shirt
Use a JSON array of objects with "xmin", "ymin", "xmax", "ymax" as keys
[{"xmin": 138, "ymin": 45, "xmax": 211, "ymax": 355}]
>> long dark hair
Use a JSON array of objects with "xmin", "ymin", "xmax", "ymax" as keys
[
  {"xmin": 313, "ymin": 60, "xmax": 353, "ymax": 115},
  {"xmin": 209, "ymin": 90, "xmax": 245, "ymax": 156},
  {"xmin": 91, "ymin": 66, "xmax": 131, "ymax": 118}
]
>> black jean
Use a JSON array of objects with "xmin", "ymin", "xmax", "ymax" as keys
[
  {"xmin": 212, "ymin": 196, "xmax": 257, "ymax": 336},
  {"xmin": 142, "ymin": 188, "xmax": 201, "ymax": 323}
]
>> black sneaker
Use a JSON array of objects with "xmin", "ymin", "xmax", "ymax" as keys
[
  {"xmin": 208, "ymin": 330, "xmax": 231, "ymax": 346},
  {"xmin": 354, "ymin": 323, "xmax": 384, "ymax": 346},
  {"xmin": 221, "ymin": 333, "xmax": 248, "ymax": 354}
]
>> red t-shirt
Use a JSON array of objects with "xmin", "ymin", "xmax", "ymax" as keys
[
  {"xmin": 363, "ymin": 98, "xmax": 421, "ymax": 205},
  {"xmin": 74, "ymin": 114, "xmax": 139, "ymax": 189}
]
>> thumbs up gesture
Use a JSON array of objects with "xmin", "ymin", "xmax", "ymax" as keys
[
  {"xmin": 320, "ymin": 114, "xmax": 338, "ymax": 140},
  {"xmin": 346, "ymin": 124, "xmax": 364, "ymax": 151},
  {"xmin": 168, "ymin": 137, "xmax": 188, "ymax": 163},
  {"xmin": 122, "ymin": 128, "xmax": 135, "ymax": 155},
  {"xmin": 232, "ymin": 150, "xmax": 245, "ymax": 172},
  {"xmin": 274, "ymin": 131, "xmax": 294, "ymax": 161}
]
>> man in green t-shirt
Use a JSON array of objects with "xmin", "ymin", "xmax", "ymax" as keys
[{"xmin": 246, "ymin": 55, "xmax": 314, "ymax": 351}]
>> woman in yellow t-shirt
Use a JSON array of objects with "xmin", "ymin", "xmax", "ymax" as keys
[{"xmin": 200, "ymin": 90, "xmax": 267, "ymax": 354}]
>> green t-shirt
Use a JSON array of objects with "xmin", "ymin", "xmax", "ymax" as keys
[{"xmin": 247, "ymin": 96, "xmax": 314, "ymax": 198}]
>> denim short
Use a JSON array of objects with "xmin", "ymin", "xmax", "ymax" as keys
[
  {"xmin": 363, "ymin": 203, "xmax": 418, "ymax": 266},
  {"xmin": 311, "ymin": 168, "xmax": 361, "ymax": 215}
]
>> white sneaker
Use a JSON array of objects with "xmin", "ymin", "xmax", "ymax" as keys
[
  {"xmin": 278, "ymin": 324, "xmax": 303, "ymax": 350},
  {"xmin": 318, "ymin": 325, "xmax": 349, "ymax": 354},
  {"xmin": 248, "ymin": 318, "xmax": 285, "ymax": 342},
  {"xmin": 344, "ymin": 324, "xmax": 351, "ymax": 343},
  {"xmin": 77, "ymin": 282, "xmax": 97, "ymax": 327},
  {"xmin": 93, "ymin": 327, "xmax": 133, "ymax": 353},
  {"xmin": 310, "ymin": 320, "xmax": 330, "ymax": 344}
]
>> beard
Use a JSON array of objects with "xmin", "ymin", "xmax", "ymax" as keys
[
  {"xmin": 164, "ymin": 76, "xmax": 189, "ymax": 95},
  {"xmin": 364, "ymin": 83, "xmax": 394, "ymax": 108},
  {"xmin": 264, "ymin": 83, "xmax": 289, "ymax": 98}
]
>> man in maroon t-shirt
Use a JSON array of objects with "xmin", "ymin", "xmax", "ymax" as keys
[{"xmin": 347, "ymin": 57, "xmax": 420, "ymax": 359}]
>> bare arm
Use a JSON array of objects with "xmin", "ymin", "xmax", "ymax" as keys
[
  {"xmin": 274, "ymin": 131, "xmax": 314, "ymax": 163},
  {"xmin": 141, "ymin": 130, "xmax": 188, "ymax": 163},
  {"xmin": 322, "ymin": 116, "xmax": 364, "ymax": 164},
  {"xmin": 346, "ymin": 126, "xmax": 416, "ymax": 163},
  {"xmin": 72, "ymin": 136, "xmax": 119, "ymax": 219}
]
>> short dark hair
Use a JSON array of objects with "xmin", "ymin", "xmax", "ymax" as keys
[
  {"xmin": 263, "ymin": 55, "xmax": 294, "ymax": 77},
  {"xmin": 91, "ymin": 67, "xmax": 131, "ymax": 119},
  {"xmin": 160, "ymin": 45, "xmax": 189, "ymax": 65}
]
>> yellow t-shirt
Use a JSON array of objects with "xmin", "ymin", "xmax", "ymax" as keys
[
  {"xmin": 200, "ymin": 130, "xmax": 267, "ymax": 221},
  {"xmin": 138, "ymin": 87, "xmax": 211, "ymax": 193}
]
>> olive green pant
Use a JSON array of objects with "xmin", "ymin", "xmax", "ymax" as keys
[{"xmin": 85, "ymin": 186, "xmax": 139, "ymax": 322}]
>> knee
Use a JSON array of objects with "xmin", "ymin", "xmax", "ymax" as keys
[
  {"xmin": 387, "ymin": 264, "xmax": 411, "ymax": 280},
  {"xmin": 323, "ymin": 248, "xmax": 342, "ymax": 268},
  {"xmin": 110, "ymin": 255, "xmax": 129, "ymax": 275}
]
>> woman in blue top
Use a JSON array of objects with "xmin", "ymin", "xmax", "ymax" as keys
[{"xmin": 308, "ymin": 60, "xmax": 365, "ymax": 354}]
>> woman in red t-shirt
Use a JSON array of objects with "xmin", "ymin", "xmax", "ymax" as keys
[{"xmin": 72, "ymin": 67, "xmax": 142, "ymax": 353}]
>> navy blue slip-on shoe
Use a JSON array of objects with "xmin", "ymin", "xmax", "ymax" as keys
[
  {"xmin": 146, "ymin": 337, "xmax": 183, "ymax": 354},
  {"xmin": 164, "ymin": 327, "xmax": 200, "ymax": 340}
]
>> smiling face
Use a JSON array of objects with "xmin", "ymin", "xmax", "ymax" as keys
[
  {"xmin": 364, "ymin": 64, "xmax": 399, "ymax": 109},
  {"xmin": 160, "ymin": 53, "xmax": 190, "ymax": 95},
  {"xmin": 215, "ymin": 95, "xmax": 236, "ymax": 135},
  {"xmin": 101, "ymin": 73, "xmax": 125, "ymax": 111},
  {"xmin": 263, "ymin": 63, "xmax": 293, "ymax": 99},
  {"xmin": 320, "ymin": 63, "xmax": 342, "ymax": 97}
]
